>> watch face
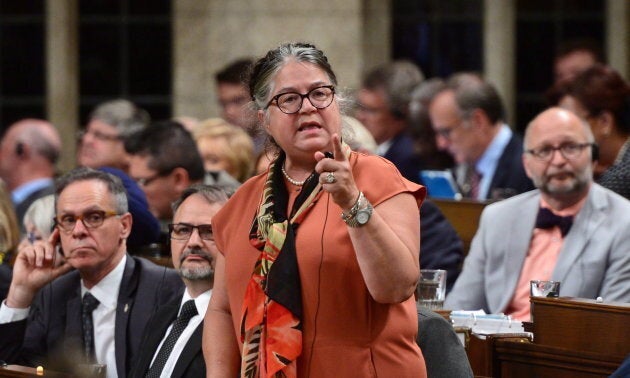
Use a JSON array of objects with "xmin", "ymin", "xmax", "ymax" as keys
[{"xmin": 356, "ymin": 209, "xmax": 370, "ymax": 224}]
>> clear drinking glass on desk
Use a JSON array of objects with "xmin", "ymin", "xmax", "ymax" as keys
[
  {"xmin": 530, "ymin": 280, "xmax": 561, "ymax": 298},
  {"xmin": 529, "ymin": 280, "xmax": 561, "ymax": 322},
  {"xmin": 416, "ymin": 269, "xmax": 447, "ymax": 310}
]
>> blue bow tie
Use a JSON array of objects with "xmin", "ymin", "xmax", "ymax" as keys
[{"xmin": 535, "ymin": 207, "xmax": 573, "ymax": 237}]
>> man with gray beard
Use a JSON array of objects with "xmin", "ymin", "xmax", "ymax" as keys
[
  {"xmin": 445, "ymin": 108, "xmax": 630, "ymax": 321},
  {"xmin": 130, "ymin": 185, "xmax": 228, "ymax": 377}
]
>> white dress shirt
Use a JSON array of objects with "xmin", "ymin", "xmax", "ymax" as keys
[
  {"xmin": 0, "ymin": 255, "xmax": 127, "ymax": 378},
  {"xmin": 376, "ymin": 138, "xmax": 394, "ymax": 157},
  {"xmin": 148, "ymin": 289, "xmax": 212, "ymax": 377},
  {"xmin": 82, "ymin": 255, "xmax": 126, "ymax": 378},
  {"xmin": 475, "ymin": 124, "xmax": 512, "ymax": 200}
]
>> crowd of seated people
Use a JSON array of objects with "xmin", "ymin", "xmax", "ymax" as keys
[{"xmin": 0, "ymin": 39, "xmax": 629, "ymax": 377}]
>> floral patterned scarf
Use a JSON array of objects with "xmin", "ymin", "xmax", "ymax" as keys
[{"xmin": 241, "ymin": 152, "xmax": 323, "ymax": 378}]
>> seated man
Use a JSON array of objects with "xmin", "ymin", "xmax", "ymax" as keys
[
  {"xmin": 429, "ymin": 73, "xmax": 534, "ymax": 200},
  {"xmin": 446, "ymin": 108, "xmax": 630, "ymax": 320},
  {"xmin": 125, "ymin": 120, "xmax": 205, "ymax": 226},
  {"xmin": 355, "ymin": 61, "xmax": 425, "ymax": 183},
  {"xmin": 0, "ymin": 167, "xmax": 183, "ymax": 376},
  {"xmin": 130, "ymin": 185, "xmax": 228, "ymax": 377}
]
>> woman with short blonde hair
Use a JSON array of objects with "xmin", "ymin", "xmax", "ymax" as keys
[{"xmin": 193, "ymin": 118, "xmax": 255, "ymax": 183}]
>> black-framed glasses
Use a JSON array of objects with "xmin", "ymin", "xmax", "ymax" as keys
[
  {"xmin": 265, "ymin": 85, "xmax": 335, "ymax": 114},
  {"xmin": 525, "ymin": 142, "xmax": 593, "ymax": 161},
  {"xmin": 54, "ymin": 210, "xmax": 119, "ymax": 233},
  {"xmin": 169, "ymin": 223, "xmax": 214, "ymax": 241}
]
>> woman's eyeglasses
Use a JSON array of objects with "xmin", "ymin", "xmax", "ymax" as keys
[{"xmin": 266, "ymin": 85, "xmax": 335, "ymax": 114}]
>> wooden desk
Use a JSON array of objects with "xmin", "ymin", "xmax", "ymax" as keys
[
  {"xmin": 0, "ymin": 365, "xmax": 70, "ymax": 377},
  {"xmin": 432, "ymin": 198, "xmax": 488, "ymax": 253},
  {"xmin": 468, "ymin": 297, "xmax": 630, "ymax": 377}
]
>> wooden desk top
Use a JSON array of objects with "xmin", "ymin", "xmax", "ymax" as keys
[
  {"xmin": 531, "ymin": 296, "xmax": 630, "ymax": 358},
  {"xmin": 0, "ymin": 365, "xmax": 70, "ymax": 378}
]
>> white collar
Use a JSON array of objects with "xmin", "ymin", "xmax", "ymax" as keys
[
  {"xmin": 181, "ymin": 288, "xmax": 212, "ymax": 317},
  {"xmin": 376, "ymin": 139, "xmax": 394, "ymax": 156},
  {"xmin": 81, "ymin": 254, "xmax": 127, "ymax": 310}
]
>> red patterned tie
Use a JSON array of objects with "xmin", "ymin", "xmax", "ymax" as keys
[{"xmin": 470, "ymin": 169, "xmax": 482, "ymax": 199}]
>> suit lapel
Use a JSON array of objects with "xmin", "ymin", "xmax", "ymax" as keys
[
  {"xmin": 553, "ymin": 185, "xmax": 606, "ymax": 283},
  {"xmin": 171, "ymin": 323, "xmax": 203, "ymax": 377},
  {"xmin": 135, "ymin": 302, "xmax": 180, "ymax": 375},
  {"xmin": 499, "ymin": 193, "xmax": 539, "ymax": 310},
  {"xmin": 115, "ymin": 255, "xmax": 137, "ymax": 377},
  {"xmin": 63, "ymin": 284, "xmax": 83, "ymax": 355}
]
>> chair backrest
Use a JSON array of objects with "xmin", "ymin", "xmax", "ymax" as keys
[
  {"xmin": 416, "ymin": 308, "xmax": 473, "ymax": 378},
  {"xmin": 431, "ymin": 198, "xmax": 488, "ymax": 254}
]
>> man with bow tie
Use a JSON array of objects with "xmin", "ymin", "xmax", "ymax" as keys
[{"xmin": 445, "ymin": 107, "xmax": 630, "ymax": 320}]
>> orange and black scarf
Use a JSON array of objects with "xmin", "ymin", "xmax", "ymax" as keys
[{"xmin": 241, "ymin": 152, "xmax": 323, "ymax": 378}]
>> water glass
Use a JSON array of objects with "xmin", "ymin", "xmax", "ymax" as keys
[
  {"xmin": 416, "ymin": 269, "xmax": 447, "ymax": 310},
  {"xmin": 530, "ymin": 280, "xmax": 561, "ymax": 298}
]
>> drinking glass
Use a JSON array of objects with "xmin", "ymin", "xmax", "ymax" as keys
[{"xmin": 416, "ymin": 269, "xmax": 447, "ymax": 310}]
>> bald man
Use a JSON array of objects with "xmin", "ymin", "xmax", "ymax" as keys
[
  {"xmin": 445, "ymin": 108, "xmax": 630, "ymax": 320},
  {"xmin": 0, "ymin": 119, "xmax": 61, "ymax": 228}
]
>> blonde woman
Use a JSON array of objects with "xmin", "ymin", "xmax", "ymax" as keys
[
  {"xmin": 1, "ymin": 179, "xmax": 20, "ymax": 300},
  {"xmin": 193, "ymin": 118, "xmax": 255, "ymax": 183}
]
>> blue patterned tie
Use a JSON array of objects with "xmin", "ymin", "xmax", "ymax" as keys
[
  {"xmin": 82, "ymin": 292, "xmax": 100, "ymax": 362},
  {"xmin": 145, "ymin": 300, "xmax": 198, "ymax": 378}
]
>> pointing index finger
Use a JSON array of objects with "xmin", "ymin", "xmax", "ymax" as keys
[{"xmin": 332, "ymin": 134, "xmax": 345, "ymax": 162}]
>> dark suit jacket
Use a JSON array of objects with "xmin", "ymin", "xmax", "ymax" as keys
[
  {"xmin": 0, "ymin": 255, "xmax": 184, "ymax": 377},
  {"xmin": 420, "ymin": 200, "xmax": 464, "ymax": 293},
  {"xmin": 487, "ymin": 134, "xmax": 534, "ymax": 200},
  {"xmin": 383, "ymin": 132, "xmax": 423, "ymax": 184},
  {"xmin": 129, "ymin": 297, "xmax": 205, "ymax": 378},
  {"xmin": 416, "ymin": 308, "xmax": 473, "ymax": 378},
  {"xmin": 0, "ymin": 263, "xmax": 11, "ymax": 301},
  {"xmin": 14, "ymin": 182, "xmax": 55, "ymax": 232}
]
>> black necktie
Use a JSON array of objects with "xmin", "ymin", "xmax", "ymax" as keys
[
  {"xmin": 535, "ymin": 207, "xmax": 574, "ymax": 237},
  {"xmin": 145, "ymin": 300, "xmax": 198, "ymax": 378},
  {"xmin": 81, "ymin": 292, "xmax": 100, "ymax": 362}
]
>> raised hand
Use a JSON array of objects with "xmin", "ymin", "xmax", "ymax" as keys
[
  {"xmin": 314, "ymin": 133, "xmax": 360, "ymax": 211},
  {"xmin": 6, "ymin": 228, "xmax": 73, "ymax": 309}
]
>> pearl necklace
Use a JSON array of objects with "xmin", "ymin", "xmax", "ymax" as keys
[{"xmin": 281, "ymin": 165, "xmax": 306, "ymax": 186}]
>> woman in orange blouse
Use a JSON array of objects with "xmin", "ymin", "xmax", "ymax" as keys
[{"xmin": 203, "ymin": 42, "xmax": 427, "ymax": 378}]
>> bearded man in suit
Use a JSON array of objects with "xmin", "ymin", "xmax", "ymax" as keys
[
  {"xmin": 130, "ymin": 184, "xmax": 228, "ymax": 377},
  {"xmin": 445, "ymin": 108, "xmax": 630, "ymax": 320}
]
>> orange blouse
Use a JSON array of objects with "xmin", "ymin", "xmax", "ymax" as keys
[{"xmin": 212, "ymin": 151, "xmax": 427, "ymax": 377}]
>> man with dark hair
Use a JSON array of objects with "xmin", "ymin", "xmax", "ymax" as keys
[
  {"xmin": 429, "ymin": 73, "xmax": 534, "ymax": 200},
  {"xmin": 215, "ymin": 58, "xmax": 264, "ymax": 153},
  {"xmin": 355, "ymin": 60, "xmax": 425, "ymax": 183},
  {"xmin": 0, "ymin": 119, "xmax": 61, "ymax": 229},
  {"xmin": 0, "ymin": 167, "xmax": 183, "ymax": 376},
  {"xmin": 78, "ymin": 98, "xmax": 150, "ymax": 173},
  {"xmin": 130, "ymin": 184, "xmax": 228, "ymax": 377},
  {"xmin": 126, "ymin": 120, "xmax": 205, "ymax": 223}
]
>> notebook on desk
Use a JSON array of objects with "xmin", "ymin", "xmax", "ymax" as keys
[{"xmin": 420, "ymin": 170, "xmax": 462, "ymax": 200}]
